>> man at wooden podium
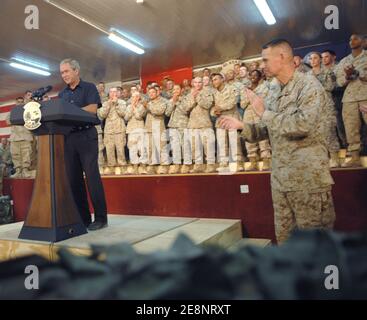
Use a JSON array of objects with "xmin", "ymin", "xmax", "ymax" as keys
[{"xmin": 58, "ymin": 59, "xmax": 108, "ymax": 231}]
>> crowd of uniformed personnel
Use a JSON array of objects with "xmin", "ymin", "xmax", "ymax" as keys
[{"xmin": 3, "ymin": 34, "xmax": 367, "ymax": 184}]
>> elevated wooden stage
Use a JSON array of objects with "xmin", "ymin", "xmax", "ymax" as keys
[
  {"xmin": 3, "ymin": 167, "xmax": 367, "ymax": 244},
  {"xmin": 0, "ymin": 214, "xmax": 271, "ymax": 262}
]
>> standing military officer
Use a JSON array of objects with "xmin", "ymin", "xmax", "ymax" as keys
[
  {"xmin": 240, "ymin": 70, "xmax": 272, "ymax": 171},
  {"xmin": 97, "ymin": 87, "xmax": 127, "ymax": 175},
  {"xmin": 335, "ymin": 34, "xmax": 367, "ymax": 167},
  {"xmin": 96, "ymin": 82, "xmax": 107, "ymax": 172},
  {"xmin": 6, "ymin": 95, "xmax": 36, "ymax": 178},
  {"xmin": 125, "ymin": 92, "xmax": 148, "ymax": 175},
  {"xmin": 219, "ymin": 39, "xmax": 335, "ymax": 244},
  {"xmin": 185, "ymin": 77, "xmax": 216, "ymax": 173},
  {"xmin": 211, "ymin": 73, "xmax": 244, "ymax": 172},
  {"xmin": 322, "ymin": 49, "xmax": 347, "ymax": 149},
  {"xmin": 165, "ymin": 84, "xmax": 191, "ymax": 174},
  {"xmin": 308, "ymin": 52, "xmax": 341, "ymax": 167},
  {"xmin": 145, "ymin": 87, "xmax": 171, "ymax": 174}
]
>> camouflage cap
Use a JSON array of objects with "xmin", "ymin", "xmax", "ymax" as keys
[{"xmin": 221, "ymin": 59, "xmax": 242, "ymax": 74}]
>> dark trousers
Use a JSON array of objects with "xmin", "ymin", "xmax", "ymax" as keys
[{"xmin": 64, "ymin": 127, "xmax": 107, "ymax": 224}]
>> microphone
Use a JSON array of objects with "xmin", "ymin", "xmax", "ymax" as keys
[{"xmin": 32, "ymin": 85, "xmax": 53, "ymax": 100}]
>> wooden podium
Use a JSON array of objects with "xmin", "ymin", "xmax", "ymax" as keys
[{"xmin": 10, "ymin": 99, "xmax": 100, "ymax": 242}]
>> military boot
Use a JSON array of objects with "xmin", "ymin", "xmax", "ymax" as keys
[
  {"xmin": 261, "ymin": 158, "xmax": 271, "ymax": 171},
  {"xmin": 205, "ymin": 164, "xmax": 217, "ymax": 173},
  {"xmin": 190, "ymin": 164, "xmax": 204, "ymax": 173},
  {"xmin": 119, "ymin": 165, "xmax": 128, "ymax": 175},
  {"xmin": 168, "ymin": 164, "xmax": 180, "ymax": 174},
  {"xmin": 131, "ymin": 164, "xmax": 139, "ymax": 174},
  {"xmin": 127, "ymin": 164, "xmax": 139, "ymax": 174},
  {"xmin": 157, "ymin": 165, "xmax": 169, "ymax": 174},
  {"xmin": 180, "ymin": 164, "xmax": 191, "ymax": 174},
  {"xmin": 341, "ymin": 151, "xmax": 361, "ymax": 168},
  {"xmin": 22, "ymin": 168, "xmax": 36, "ymax": 178},
  {"xmin": 10, "ymin": 168, "xmax": 23, "ymax": 178},
  {"xmin": 104, "ymin": 167, "xmax": 113, "ymax": 175},
  {"xmin": 236, "ymin": 161, "xmax": 245, "ymax": 172},
  {"xmin": 246, "ymin": 157, "xmax": 258, "ymax": 171},
  {"xmin": 216, "ymin": 162, "xmax": 229, "ymax": 173},
  {"xmin": 329, "ymin": 152, "xmax": 340, "ymax": 168},
  {"xmin": 146, "ymin": 165, "xmax": 156, "ymax": 175},
  {"xmin": 138, "ymin": 164, "xmax": 148, "ymax": 175}
]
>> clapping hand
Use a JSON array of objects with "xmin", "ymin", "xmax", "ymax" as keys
[
  {"xmin": 360, "ymin": 104, "xmax": 367, "ymax": 114},
  {"xmin": 218, "ymin": 116, "xmax": 244, "ymax": 130},
  {"xmin": 244, "ymin": 88, "xmax": 265, "ymax": 118},
  {"xmin": 172, "ymin": 92, "xmax": 180, "ymax": 104},
  {"xmin": 213, "ymin": 106, "xmax": 222, "ymax": 117},
  {"xmin": 345, "ymin": 65, "xmax": 355, "ymax": 78}
]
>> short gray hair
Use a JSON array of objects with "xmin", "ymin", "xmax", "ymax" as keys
[{"xmin": 60, "ymin": 58, "xmax": 80, "ymax": 71}]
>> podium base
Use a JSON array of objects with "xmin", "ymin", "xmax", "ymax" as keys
[{"xmin": 18, "ymin": 223, "xmax": 88, "ymax": 242}]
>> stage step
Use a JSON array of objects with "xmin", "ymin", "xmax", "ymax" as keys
[
  {"xmin": 133, "ymin": 218, "xmax": 242, "ymax": 253},
  {"xmin": 0, "ymin": 215, "xmax": 243, "ymax": 261},
  {"xmin": 228, "ymin": 238, "xmax": 272, "ymax": 251}
]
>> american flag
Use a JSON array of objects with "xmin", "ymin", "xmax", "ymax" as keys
[
  {"xmin": 0, "ymin": 94, "xmax": 58, "ymax": 139},
  {"xmin": 0, "ymin": 101, "xmax": 13, "ymax": 139}
]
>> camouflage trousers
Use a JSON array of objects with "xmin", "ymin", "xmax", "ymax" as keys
[
  {"xmin": 98, "ymin": 133, "xmax": 105, "ymax": 166},
  {"xmin": 0, "ymin": 164, "xmax": 3, "ymax": 194},
  {"xmin": 342, "ymin": 100, "xmax": 367, "ymax": 152},
  {"xmin": 272, "ymin": 188, "xmax": 335, "ymax": 244},
  {"xmin": 168, "ymin": 128, "xmax": 192, "ymax": 165},
  {"xmin": 190, "ymin": 128, "xmax": 216, "ymax": 165},
  {"xmin": 326, "ymin": 109, "xmax": 341, "ymax": 153},
  {"xmin": 127, "ymin": 130, "xmax": 148, "ymax": 165},
  {"xmin": 10, "ymin": 140, "xmax": 33, "ymax": 171},
  {"xmin": 216, "ymin": 128, "xmax": 244, "ymax": 163},
  {"xmin": 104, "ymin": 133, "xmax": 126, "ymax": 167},
  {"xmin": 147, "ymin": 131, "xmax": 170, "ymax": 165},
  {"xmin": 243, "ymin": 107, "xmax": 271, "ymax": 159},
  {"xmin": 245, "ymin": 140, "xmax": 271, "ymax": 159}
]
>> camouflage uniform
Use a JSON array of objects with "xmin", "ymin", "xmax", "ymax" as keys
[
  {"xmin": 240, "ymin": 71, "xmax": 335, "ymax": 243},
  {"xmin": 0, "ymin": 144, "xmax": 12, "ymax": 173},
  {"xmin": 0, "ymin": 145, "xmax": 11, "ymax": 193},
  {"xmin": 308, "ymin": 68, "xmax": 340, "ymax": 155},
  {"xmin": 297, "ymin": 63, "xmax": 311, "ymax": 73},
  {"xmin": 6, "ymin": 112, "xmax": 35, "ymax": 178},
  {"xmin": 145, "ymin": 97, "xmax": 171, "ymax": 170},
  {"xmin": 213, "ymin": 84, "xmax": 244, "ymax": 169},
  {"xmin": 125, "ymin": 102, "xmax": 148, "ymax": 166},
  {"xmin": 165, "ymin": 95, "xmax": 191, "ymax": 168},
  {"xmin": 182, "ymin": 86, "xmax": 192, "ymax": 96},
  {"xmin": 97, "ymin": 99, "xmax": 127, "ymax": 168},
  {"xmin": 227, "ymin": 79, "xmax": 245, "ymax": 117},
  {"xmin": 162, "ymin": 89, "xmax": 174, "ymax": 100},
  {"xmin": 186, "ymin": 88, "xmax": 216, "ymax": 172},
  {"xmin": 239, "ymin": 77, "xmax": 252, "ymax": 88},
  {"xmin": 23, "ymin": 98, "xmax": 38, "ymax": 172},
  {"xmin": 240, "ymin": 81, "xmax": 272, "ymax": 162},
  {"xmin": 328, "ymin": 64, "xmax": 348, "ymax": 149},
  {"xmin": 335, "ymin": 50, "xmax": 367, "ymax": 153},
  {"xmin": 97, "ymin": 93, "xmax": 108, "ymax": 167}
]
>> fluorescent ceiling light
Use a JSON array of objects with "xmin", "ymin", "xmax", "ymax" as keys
[
  {"xmin": 11, "ymin": 57, "xmax": 50, "ymax": 71},
  {"xmin": 108, "ymin": 32, "xmax": 145, "ymax": 55},
  {"xmin": 253, "ymin": 0, "xmax": 276, "ymax": 25},
  {"xmin": 9, "ymin": 62, "xmax": 51, "ymax": 76}
]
